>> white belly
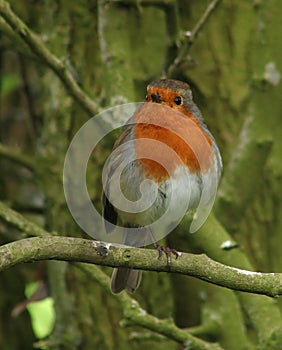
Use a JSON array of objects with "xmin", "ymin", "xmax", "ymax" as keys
[{"xmin": 106, "ymin": 160, "xmax": 202, "ymax": 229}]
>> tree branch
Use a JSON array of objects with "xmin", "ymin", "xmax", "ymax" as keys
[
  {"xmin": 0, "ymin": 201, "xmax": 281, "ymax": 297},
  {"xmin": 0, "ymin": 235, "xmax": 282, "ymax": 298},
  {"xmin": 0, "ymin": 201, "xmax": 50, "ymax": 237},
  {"xmin": 0, "ymin": 0, "xmax": 99, "ymax": 116},
  {"xmin": 0, "ymin": 200, "xmax": 281, "ymax": 346},
  {"xmin": 166, "ymin": 0, "xmax": 222, "ymax": 77},
  {"xmin": 0, "ymin": 143, "xmax": 36, "ymax": 172},
  {"xmin": 77, "ymin": 263, "xmax": 223, "ymax": 350}
]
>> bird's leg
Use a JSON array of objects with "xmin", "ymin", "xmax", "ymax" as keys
[
  {"xmin": 148, "ymin": 228, "xmax": 181, "ymax": 267},
  {"xmin": 154, "ymin": 244, "xmax": 181, "ymax": 265}
]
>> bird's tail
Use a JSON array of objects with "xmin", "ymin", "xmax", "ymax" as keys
[
  {"xmin": 111, "ymin": 267, "xmax": 142, "ymax": 294},
  {"xmin": 111, "ymin": 227, "xmax": 149, "ymax": 294}
]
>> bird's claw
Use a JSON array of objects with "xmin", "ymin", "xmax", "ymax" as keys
[{"xmin": 153, "ymin": 243, "xmax": 181, "ymax": 268}]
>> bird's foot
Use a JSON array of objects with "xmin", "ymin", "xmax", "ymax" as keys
[{"xmin": 153, "ymin": 243, "xmax": 181, "ymax": 268}]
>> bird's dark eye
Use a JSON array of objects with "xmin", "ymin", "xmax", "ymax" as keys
[{"xmin": 174, "ymin": 96, "xmax": 182, "ymax": 105}]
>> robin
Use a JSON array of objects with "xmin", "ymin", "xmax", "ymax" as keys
[{"xmin": 102, "ymin": 79, "xmax": 222, "ymax": 294}]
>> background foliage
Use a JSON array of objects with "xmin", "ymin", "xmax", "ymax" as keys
[{"xmin": 0, "ymin": 0, "xmax": 282, "ymax": 349}]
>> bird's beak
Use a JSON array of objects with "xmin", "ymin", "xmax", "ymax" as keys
[{"xmin": 150, "ymin": 93, "xmax": 162, "ymax": 103}]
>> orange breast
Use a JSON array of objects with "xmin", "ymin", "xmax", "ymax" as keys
[{"xmin": 134, "ymin": 103, "xmax": 213, "ymax": 182}]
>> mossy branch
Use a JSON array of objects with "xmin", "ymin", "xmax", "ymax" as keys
[
  {"xmin": 0, "ymin": 143, "xmax": 36, "ymax": 172},
  {"xmin": 76, "ymin": 264, "xmax": 223, "ymax": 350},
  {"xmin": 0, "ymin": 200, "xmax": 282, "ymax": 297},
  {"xmin": 1, "ymin": 235, "xmax": 282, "ymax": 298},
  {"xmin": 0, "ymin": 201, "xmax": 50, "ymax": 237},
  {"xmin": 0, "ymin": 0, "xmax": 98, "ymax": 116}
]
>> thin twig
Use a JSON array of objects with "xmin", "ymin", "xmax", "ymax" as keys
[
  {"xmin": 189, "ymin": 0, "xmax": 222, "ymax": 45},
  {"xmin": 0, "ymin": 0, "xmax": 99, "ymax": 116},
  {"xmin": 167, "ymin": 0, "xmax": 222, "ymax": 77},
  {"xmin": 0, "ymin": 143, "xmax": 36, "ymax": 172}
]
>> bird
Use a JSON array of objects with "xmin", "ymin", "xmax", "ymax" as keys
[{"xmin": 102, "ymin": 79, "xmax": 222, "ymax": 294}]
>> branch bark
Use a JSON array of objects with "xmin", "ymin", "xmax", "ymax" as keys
[
  {"xmin": 1, "ymin": 235, "xmax": 282, "ymax": 298},
  {"xmin": 0, "ymin": 201, "xmax": 50, "ymax": 237},
  {"xmin": 0, "ymin": 0, "xmax": 99, "ymax": 116},
  {"xmin": 0, "ymin": 200, "xmax": 281, "ymax": 297}
]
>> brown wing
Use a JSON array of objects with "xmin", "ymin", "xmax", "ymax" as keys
[
  {"xmin": 102, "ymin": 191, "xmax": 118, "ymax": 233},
  {"xmin": 102, "ymin": 124, "xmax": 134, "ymax": 233}
]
